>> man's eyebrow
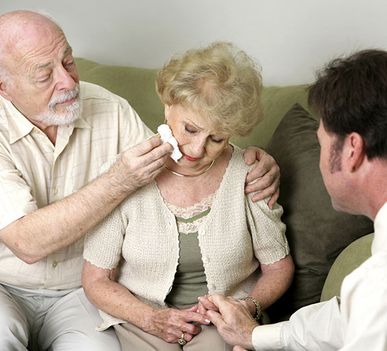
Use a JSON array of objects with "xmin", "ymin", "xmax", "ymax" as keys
[
  {"xmin": 33, "ymin": 62, "xmax": 51, "ymax": 72},
  {"xmin": 32, "ymin": 46, "xmax": 73, "ymax": 72},
  {"xmin": 63, "ymin": 45, "xmax": 73, "ymax": 56}
]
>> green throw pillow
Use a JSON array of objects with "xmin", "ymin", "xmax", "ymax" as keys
[{"xmin": 266, "ymin": 103, "xmax": 373, "ymax": 321}]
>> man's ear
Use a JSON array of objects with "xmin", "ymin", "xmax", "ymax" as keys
[
  {"xmin": 345, "ymin": 132, "xmax": 366, "ymax": 172},
  {"xmin": 0, "ymin": 80, "xmax": 12, "ymax": 101}
]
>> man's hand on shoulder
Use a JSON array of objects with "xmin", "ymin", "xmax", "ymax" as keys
[{"xmin": 243, "ymin": 147, "xmax": 280, "ymax": 208}]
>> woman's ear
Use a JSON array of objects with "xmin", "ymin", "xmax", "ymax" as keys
[{"xmin": 164, "ymin": 104, "xmax": 173, "ymax": 124}]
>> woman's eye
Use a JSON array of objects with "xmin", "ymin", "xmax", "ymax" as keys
[
  {"xmin": 211, "ymin": 137, "xmax": 225, "ymax": 143},
  {"xmin": 185, "ymin": 126, "xmax": 197, "ymax": 134}
]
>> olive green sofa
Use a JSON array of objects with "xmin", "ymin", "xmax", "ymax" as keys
[{"xmin": 75, "ymin": 58, "xmax": 374, "ymax": 322}]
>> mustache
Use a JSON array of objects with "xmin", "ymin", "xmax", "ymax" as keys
[{"xmin": 49, "ymin": 85, "xmax": 80, "ymax": 109}]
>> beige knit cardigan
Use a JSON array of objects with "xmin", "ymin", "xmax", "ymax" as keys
[{"xmin": 84, "ymin": 147, "xmax": 289, "ymax": 328}]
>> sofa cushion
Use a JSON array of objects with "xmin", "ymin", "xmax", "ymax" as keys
[
  {"xmin": 232, "ymin": 85, "xmax": 309, "ymax": 148},
  {"xmin": 265, "ymin": 103, "xmax": 373, "ymax": 321},
  {"xmin": 320, "ymin": 233, "xmax": 373, "ymax": 301}
]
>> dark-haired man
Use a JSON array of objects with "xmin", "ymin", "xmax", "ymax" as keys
[{"xmin": 205, "ymin": 49, "xmax": 387, "ymax": 350}]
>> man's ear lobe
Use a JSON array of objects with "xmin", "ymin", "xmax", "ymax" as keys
[
  {"xmin": 0, "ymin": 80, "xmax": 12, "ymax": 101},
  {"xmin": 346, "ymin": 133, "xmax": 366, "ymax": 171}
]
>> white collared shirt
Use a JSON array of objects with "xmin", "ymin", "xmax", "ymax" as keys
[{"xmin": 252, "ymin": 202, "xmax": 387, "ymax": 351}]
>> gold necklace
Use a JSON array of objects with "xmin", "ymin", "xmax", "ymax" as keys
[{"xmin": 165, "ymin": 160, "xmax": 215, "ymax": 177}]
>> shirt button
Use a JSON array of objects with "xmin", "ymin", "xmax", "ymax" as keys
[
  {"xmin": 52, "ymin": 260, "xmax": 58, "ymax": 268},
  {"xmin": 203, "ymin": 256, "xmax": 210, "ymax": 264}
]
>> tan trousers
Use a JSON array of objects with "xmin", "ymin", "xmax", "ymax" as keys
[{"xmin": 114, "ymin": 322, "xmax": 232, "ymax": 351}]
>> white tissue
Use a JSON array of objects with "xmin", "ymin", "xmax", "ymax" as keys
[{"xmin": 157, "ymin": 124, "xmax": 183, "ymax": 162}]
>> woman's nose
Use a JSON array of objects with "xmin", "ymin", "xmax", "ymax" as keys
[{"xmin": 190, "ymin": 139, "xmax": 206, "ymax": 157}]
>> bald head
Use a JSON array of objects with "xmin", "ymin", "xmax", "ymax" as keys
[
  {"xmin": 0, "ymin": 11, "xmax": 66, "ymax": 76},
  {"xmin": 0, "ymin": 10, "xmax": 63, "ymax": 38}
]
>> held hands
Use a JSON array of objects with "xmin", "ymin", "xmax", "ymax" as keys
[
  {"xmin": 143, "ymin": 305, "xmax": 210, "ymax": 344},
  {"xmin": 197, "ymin": 294, "xmax": 219, "ymax": 315},
  {"xmin": 202, "ymin": 294, "xmax": 258, "ymax": 350},
  {"xmin": 118, "ymin": 135, "xmax": 173, "ymax": 191},
  {"xmin": 243, "ymin": 147, "xmax": 280, "ymax": 208}
]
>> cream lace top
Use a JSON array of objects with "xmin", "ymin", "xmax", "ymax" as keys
[{"xmin": 164, "ymin": 194, "xmax": 215, "ymax": 307}]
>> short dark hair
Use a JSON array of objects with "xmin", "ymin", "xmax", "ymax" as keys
[{"xmin": 308, "ymin": 49, "xmax": 387, "ymax": 159}]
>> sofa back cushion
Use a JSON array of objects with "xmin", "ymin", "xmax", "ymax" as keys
[
  {"xmin": 266, "ymin": 104, "xmax": 373, "ymax": 321},
  {"xmin": 233, "ymin": 86, "xmax": 309, "ymax": 148}
]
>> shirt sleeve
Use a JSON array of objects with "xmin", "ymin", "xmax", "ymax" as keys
[
  {"xmin": 83, "ymin": 206, "xmax": 127, "ymax": 269},
  {"xmin": 245, "ymin": 197, "xmax": 289, "ymax": 264},
  {"xmin": 252, "ymin": 298, "xmax": 344, "ymax": 351},
  {"xmin": 0, "ymin": 146, "xmax": 37, "ymax": 230},
  {"xmin": 96, "ymin": 97, "xmax": 155, "ymax": 177},
  {"xmin": 117, "ymin": 97, "xmax": 154, "ymax": 152},
  {"xmin": 252, "ymin": 322, "xmax": 284, "ymax": 350}
]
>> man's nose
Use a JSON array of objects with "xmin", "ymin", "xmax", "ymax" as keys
[{"xmin": 54, "ymin": 65, "xmax": 77, "ymax": 91}]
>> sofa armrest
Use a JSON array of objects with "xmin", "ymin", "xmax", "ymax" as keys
[{"xmin": 320, "ymin": 233, "xmax": 373, "ymax": 301}]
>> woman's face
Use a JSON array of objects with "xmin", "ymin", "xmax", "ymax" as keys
[{"xmin": 164, "ymin": 104, "xmax": 230, "ymax": 170}]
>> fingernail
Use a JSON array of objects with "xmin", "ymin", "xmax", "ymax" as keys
[{"xmin": 205, "ymin": 319, "xmax": 210, "ymax": 324}]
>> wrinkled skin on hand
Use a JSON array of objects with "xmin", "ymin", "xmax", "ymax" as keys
[
  {"xmin": 243, "ymin": 147, "xmax": 280, "ymax": 207},
  {"xmin": 143, "ymin": 305, "xmax": 210, "ymax": 344},
  {"xmin": 204, "ymin": 294, "xmax": 258, "ymax": 350},
  {"xmin": 117, "ymin": 135, "xmax": 173, "ymax": 191}
]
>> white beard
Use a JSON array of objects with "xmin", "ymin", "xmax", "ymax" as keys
[{"xmin": 38, "ymin": 85, "xmax": 81, "ymax": 126}]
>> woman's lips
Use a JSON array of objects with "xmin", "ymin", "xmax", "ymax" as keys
[{"xmin": 183, "ymin": 154, "xmax": 200, "ymax": 161}]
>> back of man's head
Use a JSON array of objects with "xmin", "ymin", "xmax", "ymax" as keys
[{"xmin": 308, "ymin": 49, "xmax": 387, "ymax": 160}]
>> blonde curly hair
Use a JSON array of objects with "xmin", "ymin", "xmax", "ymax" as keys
[{"xmin": 156, "ymin": 42, "xmax": 263, "ymax": 137}]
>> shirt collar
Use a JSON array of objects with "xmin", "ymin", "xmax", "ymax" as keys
[
  {"xmin": 4, "ymin": 100, "xmax": 34, "ymax": 144},
  {"xmin": 371, "ymin": 202, "xmax": 387, "ymax": 255},
  {"xmin": 73, "ymin": 115, "xmax": 91, "ymax": 129}
]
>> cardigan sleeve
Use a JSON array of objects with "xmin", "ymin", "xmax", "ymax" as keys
[
  {"xmin": 245, "ymin": 197, "xmax": 289, "ymax": 265},
  {"xmin": 83, "ymin": 207, "xmax": 126, "ymax": 269}
]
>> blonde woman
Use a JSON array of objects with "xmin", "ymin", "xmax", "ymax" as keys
[{"xmin": 82, "ymin": 42, "xmax": 294, "ymax": 350}]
